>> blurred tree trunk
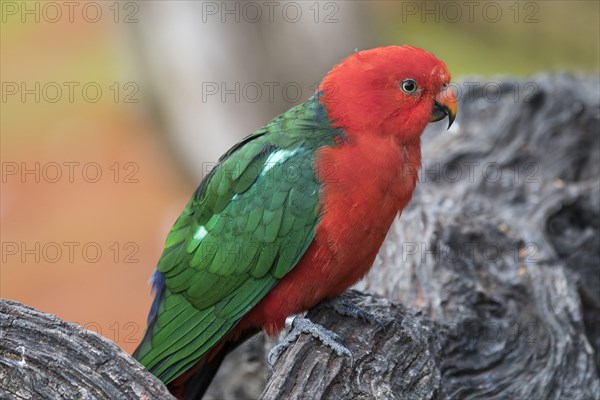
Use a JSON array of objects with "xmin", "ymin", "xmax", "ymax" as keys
[{"xmin": 127, "ymin": 1, "xmax": 372, "ymax": 181}]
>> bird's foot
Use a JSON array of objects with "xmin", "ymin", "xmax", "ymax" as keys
[
  {"xmin": 326, "ymin": 297, "xmax": 387, "ymax": 331},
  {"xmin": 267, "ymin": 314, "xmax": 353, "ymax": 367}
]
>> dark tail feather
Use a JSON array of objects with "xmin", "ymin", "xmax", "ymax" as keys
[
  {"xmin": 169, "ymin": 328, "xmax": 260, "ymax": 400},
  {"xmin": 169, "ymin": 347, "xmax": 227, "ymax": 400}
]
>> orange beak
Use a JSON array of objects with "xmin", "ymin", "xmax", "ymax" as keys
[{"xmin": 430, "ymin": 86, "xmax": 457, "ymax": 129}]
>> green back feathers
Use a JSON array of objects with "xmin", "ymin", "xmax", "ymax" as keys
[{"xmin": 134, "ymin": 95, "xmax": 341, "ymax": 384}]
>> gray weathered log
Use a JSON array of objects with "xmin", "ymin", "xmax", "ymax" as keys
[
  {"xmin": 262, "ymin": 291, "xmax": 443, "ymax": 400},
  {"xmin": 0, "ymin": 300, "xmax": 174, "ymax": 400},
  {"xmin": 356, "ymin": 73, "xmax": 600, "ymax": 399}
]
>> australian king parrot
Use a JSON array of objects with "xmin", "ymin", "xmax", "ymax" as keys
[{"xmin": 133, "ymin": 45, "xmax": 457, "ymax": 399}]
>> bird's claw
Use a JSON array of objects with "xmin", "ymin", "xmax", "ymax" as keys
[
  {"xmin": 267, "ymin": 315, "xmax": 353, "ymax": 368},
  {"xmin": 327, "ymin": 297, "xmax": 388, "ymax": 332}
]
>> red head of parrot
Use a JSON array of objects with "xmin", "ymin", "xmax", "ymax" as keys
[{"xmin": 319, "ymin": 45, "xmax": 457, "ymax": 141}]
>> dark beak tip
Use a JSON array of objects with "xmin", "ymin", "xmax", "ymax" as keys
[
  {"xmin": 447, "ymin": 113, "xmax": 456, "ymax": 130},
  {"xmin": 431, "ymin": 99, "xmax": 456, "ymax": 130},
  {"xmin": 431, "ymin": 101, "xmax": 453, "ymax": 128}
]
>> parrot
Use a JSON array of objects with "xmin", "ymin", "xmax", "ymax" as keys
[{"xmin": 133, "ymin": 45, "xmax": 457, "ymax": 399}]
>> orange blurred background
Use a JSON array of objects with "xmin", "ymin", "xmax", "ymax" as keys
[
  {"xmin": 1, "ymin": 1, "xmax": 598, "ymax": 355},
  {"xmin": 1, "ymin": 5, "xmax": 191, "ymax": 353}
]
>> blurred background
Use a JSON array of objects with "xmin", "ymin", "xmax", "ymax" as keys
[{"xmin": 1, "ymin": 1, "xmax": 598, "ymax": 354}]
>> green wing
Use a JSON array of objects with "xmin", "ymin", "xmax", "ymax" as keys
[{"xmin": 134, "ymin": 97, "xmax": 340, "ymax": 383}]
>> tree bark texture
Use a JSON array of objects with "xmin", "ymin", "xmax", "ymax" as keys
[{"xmin": 0, "ymin": 300, "xmax": 175, "ymax": 400}]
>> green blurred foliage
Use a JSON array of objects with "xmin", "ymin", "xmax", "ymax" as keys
[{"xmin": 371, "ymin": 0, "xmax": 599, "ymax": 76}]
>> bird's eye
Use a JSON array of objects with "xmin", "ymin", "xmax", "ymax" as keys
[{"xmin": 400, "ymin": 79, "xmax": 418, "ymax": 94}]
